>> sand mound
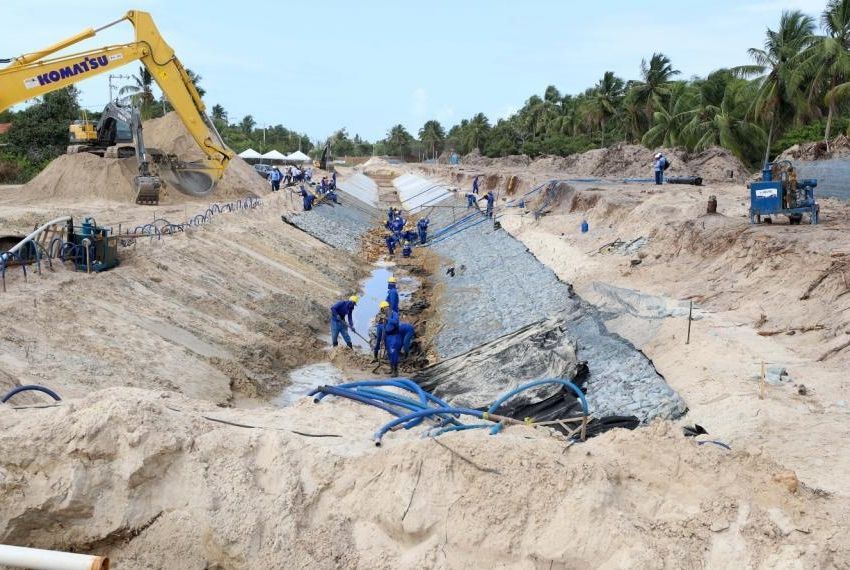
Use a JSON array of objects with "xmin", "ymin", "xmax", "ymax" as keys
[
  {"xmin": 466, "ymin": 144, "xmax": 750, "ymax": 182},
  {"xmin": 361, "ymin": 156, "xmax": 399, "ymax": 177},
  {"xmin": 19, "ymin": 112, "xmax": 269, "ymax": 204},
  {"xmin": 0, "ymin": 390, "xmax": 845, "ymax": 568},
  {"xmin": 778, "ymin": 134, "xmax": 850, "ymax": 162}
]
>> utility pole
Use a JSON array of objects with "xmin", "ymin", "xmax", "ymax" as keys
[{"xmin": 108, "ymin": 74, "xmax": 132, "ymax": 102}]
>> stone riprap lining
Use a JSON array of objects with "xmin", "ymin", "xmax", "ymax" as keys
[
  {"xmin": 282, "ymin": 188, "xmax": 380, "ymax": 253},
  {"xmin": 426, "ymin": 195, "xmax": 686, "ymax": 422}
]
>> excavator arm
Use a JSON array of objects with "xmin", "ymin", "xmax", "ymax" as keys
[{"xmin": 0, "ymin": 10, "xmax": 233, "ymax": 199}]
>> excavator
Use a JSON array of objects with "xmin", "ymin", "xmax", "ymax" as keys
[{"xmin": 0, "ymin": 10, "xmax": 233, "ymax": 205}]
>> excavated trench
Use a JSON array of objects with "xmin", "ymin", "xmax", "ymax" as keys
[{"xmin": 278, "ymin": 171, "xmax": 686, "ymax": 423}]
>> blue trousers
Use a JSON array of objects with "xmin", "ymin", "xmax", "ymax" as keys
[
  {"xmin": 418, "ymin": 230, "xmax": 427, "ymax": 244},
  {"xmin": 655, "ymin": 170, "xmax": 663, "ymax": 185},
  {"xmin": 330, "ymin": 317, "xmax": 352, "ymax": 347},
  {"xmin": 402, "ymin": 329, "xmax": 415, "ymax": 355},
  {"xmin": 386, "ymin": 334, "xmax": 402, "ymax": 367}
]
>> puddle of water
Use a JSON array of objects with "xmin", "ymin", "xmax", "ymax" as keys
[
  {"xmin": 274, "ymin": 363, "xmax": 345, "ymax": 406},
  {"xmin": 322, "ymin": 262, "xmax": 421, "ymax": 351}
]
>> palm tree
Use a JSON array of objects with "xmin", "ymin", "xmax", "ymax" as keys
[
  {"xmin": 590, "ymin": 71, "xmax": 625, "ymax": 145},
  {"xmin": 240, "ymin": 115, "xmax": 256, "ymax": 135},
  {"xmin": 387, "ymin": 124, "xmax": 413, "ymax": 157},
  {"xmin": 119, "ymin": 66, "xmax": 155, "ymax": 118},
  {"xmin": 418, "ymin": 120, "xmax": 446, "ymax": 160},
  {"xmin": 682, "ymin": 80, "xmax": 766, "ymax": 162},
  {"xmin": 802, "ymin": 0, "xmax": 850, "ymax": 149},
  {"xmin": 186, "ymin": 68, "xmax": 206, "ymax": 98},
  {"xmin": 642, "ymin": 83, "xmax": 692, "ymax": 148},
  {"xmin": 464, "ymin": 113, "xmax": 491, "ymax": 152},
  {"xmin": 629, "ymin": 53, "xmax": 680, "ymax": 131},
  {"xmin": 211, "ymin": 104, "xmax": 227, "ymax": 123},
  {"xmin": 736, "ymin": 10, "xmax": 816, "ymax": 165}
]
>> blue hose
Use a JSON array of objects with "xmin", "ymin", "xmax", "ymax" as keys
[
  {"xmin": 310, "ymin": 385, "xmax": 409, "ymax": 419},
  {"xmin": 333, "ymin": 379, "xmax": 429, "ymax": 407},
  {"xmin": 2, "ymin": 384, "xmax": 62, "ymax": 404},
  {"xmin": 488, "ymin": 379, "xmax": 589, "ymax": 417},
  {"xmin": 352, "ymin": 388, "xmax": 463, "ymax": 427},
  {"xmin": 428, "ymin": 423, "xmax": 492, "ymax": 437},
  {"xmin": 374, "ymin": 407, "xmax": 496, "ymax": 446}
]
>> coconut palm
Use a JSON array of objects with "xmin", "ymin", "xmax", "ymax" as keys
[
  {"xmin": 418, "ymin": 120, "xmax": 446, "ymax": 160},
  {"xmin": 736, "ymin": 10, "xmax": 816, "ymax": 164},
  {"xmin": 464, "ymin": 113, "xmax": 491, "ymax": 152},
  {"xmin": 629, "ymin": 53, "xmax": 680, "ymax": 128},
  {"xmin": 589, "ymin": 71, "xmax": 625, "ymax": 145},
  {"xmin": 119, "ymin": 66, "xmax": 155, "ymax": 118},
  {"xmin": 802, "ymin": 0, "xmax": 850, "ymax": 148}
]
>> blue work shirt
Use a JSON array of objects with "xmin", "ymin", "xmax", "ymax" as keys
[
  {"xmin": 384, "ymin": 310, "xmax": 401, "ymax": 336},
  {"xmin": 387, "ymin": 284, "xmax": 399, "ymax": 312},
  {"xmin": 330, "ymin": 300, "xmax": 355, "ymax": 327}
]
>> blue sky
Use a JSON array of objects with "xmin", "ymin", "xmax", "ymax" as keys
[{"xmin": 1, "ymin": 0, "xmax": 830, "ymax": 143}]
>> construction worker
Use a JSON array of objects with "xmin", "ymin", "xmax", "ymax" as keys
[
  {"xmin": 386, "ymin": 276, "xmax": 400, "ymax": 312},
  {"xmin": 390, "ymin": 215, "xmax": 405, "ymax": 235},
  {"xmin": 479, "ymin": 190, "xmax": 495, "ymax": 218},
  {"xmin": 294, "ymin": 185, "xmax": 315, "ymax": 211},
  {"xmin": 466, "ymin": 192, "xmax": 478, "ymax": 209},
  {"xmin": 399, "ymin": 321, "xmax": 416, "ymax": 357},
  {"xmin": 383, "ymin": 305, "xmax": 402, "ymax": 376},
  {"xmin": 402, "ymin": 240, "xmax": 413, "ymax": 258},
  {"xmin": 472, "ymin": 175, "xmax": 481, "ymax": 195},
  {"xmin": 372, "ymin": 301, "xmax": 389, "ymax": 361},
  {"xmin": 653, "ymin": 153, "xmax": 667, "ymax": 185},
  {"xmin": 268, "ymin": 167, "xmax": 282, "ymax": 192},
  {"xmin": 385, "ymin": 234, "xmax": 397, "ymax": 255},
  {"xmin": 402, "ymin": 229, "xmax": 418, "ymax": 243},
  {"xmin": 416, "ymin": 217, "xmax": 429, "ymax": 244},
  {"xmin": 330, "ymin": 295, "xmax": 358, "ymax": 348},
  {"xmin": 331, "ymin": 171, "xmax": 338, "ymax": 189}
]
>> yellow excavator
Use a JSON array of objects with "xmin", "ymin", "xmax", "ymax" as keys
[{"xmin": 0, "ymin": 10, "xmax": 233, "ymax": 204}]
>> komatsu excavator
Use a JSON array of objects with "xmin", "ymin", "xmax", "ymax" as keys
[{"xmin": 0, "ymin": 10, "xmax": 233, "ymax": 205}]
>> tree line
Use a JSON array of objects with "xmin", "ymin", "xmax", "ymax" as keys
[{"xmin": 370, "ymin": 0, "xmax": 850, "ymax": 168}]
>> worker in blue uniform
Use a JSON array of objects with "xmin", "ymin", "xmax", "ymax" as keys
[
  {"xmin": 383, "ymin": 305, "xmax": 402, "ymax": 376},
  {"xmin": 294, "ymin": 185, "xmax": 315, "ymax": 211},
  {"xmin": 402, "ymin": 229, "xmax": 417, "ymax": 243},
  {"xmin": 402, "ymin": 240, "xmax": 412, "ymax": 258},
  {"xmin": 372, "ymin": 301, "xmax": 389, "ymax": 361},
  {"xmin": 385, "ymin": 234, "xmax": 397, "ymax": 255},
  {"xmin": 478, "ymin": 191, "xmax": 495, "ymax": 218},
  {"xmin": 399, "ymin": 322, "xmax": 415, "ymax": 357},
  {"xmin": 330, "ymin": 295, "xmax": 358, "ymax": 348},
  {"xmin": 472, "ymin": 175, "xmax": 481, "ymax": 195},
  {"xmin": 386, "ymin": 276, "xmax": 400, "ymax": 312},
  {"xmin": 466, "ymin": 192, "xmax": 478, "ymax": 209},
  {"xmin": 416, "ymin": 217, "xmax": 429, "ymax": 244},
  {"xmin": 390, "ymin": 215, "xmax": 405, "ymax": 235}
]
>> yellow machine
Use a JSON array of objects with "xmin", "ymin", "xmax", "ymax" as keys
[
  {"xmin": 69, "ymin": 110, "xmax": 98, "ymax": 144},
  {"xmin": 0, "ymin": 10, "xmax": 234, "ymax": 204}
]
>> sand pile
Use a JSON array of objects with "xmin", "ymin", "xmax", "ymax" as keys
[
  {"xmin": 19, "ymin": 112, "xmax": 268, "ymax": 204},
  {"xmin": 361, "ymin": 156, "xmax": 398, "ymax": 177},
  {"xmin": 778, "ymin": 134, "xmax": 850, "ymax": 162},
  {"xmin": 0, "ymin": 389, "xmax": 845, "ymax": 568},
  {"xmin": 465, "ymin": 144, "xmax": 750, "ymax": 182}
]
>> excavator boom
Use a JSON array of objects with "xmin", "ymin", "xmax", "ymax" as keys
[{"xmin": 0, "ymin": 10, "xmax": 233, "ymax": 203}]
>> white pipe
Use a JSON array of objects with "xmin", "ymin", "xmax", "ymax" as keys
[
  {"xmin": 0, "ymin": 544, "xmax": 108, "ymax": 570},
  {"xmin": 3, "ymin": 216, "xmax": 72, "ymax": 258}
]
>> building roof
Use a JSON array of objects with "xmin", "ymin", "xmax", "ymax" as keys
[{"xmin": 0, "ymin": 123, "xmax": 11, "ymax": 135}]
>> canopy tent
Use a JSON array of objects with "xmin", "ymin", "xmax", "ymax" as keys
[
  {"xmin": 261, "ymin": 150, "xmax": 288, "ymax": 161},
  {"xmin": 238, "ymin": 148, "xmax": 262, "ymax": 160},
  {"xmin": 285, "ymin": 150, "xmax": 312, "ymax": 163}
]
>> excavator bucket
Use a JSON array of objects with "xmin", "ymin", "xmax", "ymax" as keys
[
  {"xmin": 134, "ymin": 174, "xmax": 162, "ymax": 205},
  {"xmin": 160, "ymin": 163, "xmax": 216, "ymax": 197}
]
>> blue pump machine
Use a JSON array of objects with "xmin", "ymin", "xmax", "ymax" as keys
[
  {"xmin": 748, "ymin": 160, "xmax": 819, "ymax": 225},
  {"xmin": 66, "ymin": 217, "xmax": 120, "ymax": 272}
]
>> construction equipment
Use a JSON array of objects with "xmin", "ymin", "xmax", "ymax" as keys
[
  {"xmin": 66, "ymin": 217, "xmax": 120, "ymax": 272},
  {"xmin": 68, "ymin": 101, "xmax": 134, "ymax": 156},
  {"xmin": 0, "ymin": 10, "xmax": 234, "ymax": 204},
  {"xmin": 748, "ymin": 161, "xmax": 819, "ymax": 225}
]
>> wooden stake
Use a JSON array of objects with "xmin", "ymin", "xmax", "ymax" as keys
[{"xmin": 686, "ymin": 301, "xmax": 693, "ymax": 345}]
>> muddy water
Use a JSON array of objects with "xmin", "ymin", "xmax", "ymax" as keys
[{"xmin": 273, "ymin": 363, "xmax": 345, "ymax": 406}]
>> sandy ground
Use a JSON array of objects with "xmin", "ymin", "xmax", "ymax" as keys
[{"xmin": 1, "ymin": 140, "xmax": 850, "ymax": 568}]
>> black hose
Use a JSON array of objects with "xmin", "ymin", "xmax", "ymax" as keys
[{"xmin": 2, "ymin": 384, "xmax": 62, "ymax": 403}]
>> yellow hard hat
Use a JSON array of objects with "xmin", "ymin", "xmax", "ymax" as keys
[
  {"xmin": 388, "ymin": 276, "xmax": 397, "ymax": 283},
  {"xmin": 379, "ymin": 301, "xmax": 390, "ymax": 309},
  {"xmin": 349, "ymin": 295, "xmax": 359, "ymax": 303}
]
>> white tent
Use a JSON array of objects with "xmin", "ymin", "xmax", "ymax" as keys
[
  {"xmin": 261, "ymin": 150, "xmax": 288, "ymax": 161},
  {"xmin": 285, "ymin": 150, "xmax": 312, "ymax": 164},
  {"xmin": 238, "ymin": 148, "xmax": 262, "ymax": 160}
]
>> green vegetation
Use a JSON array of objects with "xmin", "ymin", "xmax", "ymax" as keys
[{"xmin": 377, "ymin": 1, "xmax": 850, "ymax": 168}]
